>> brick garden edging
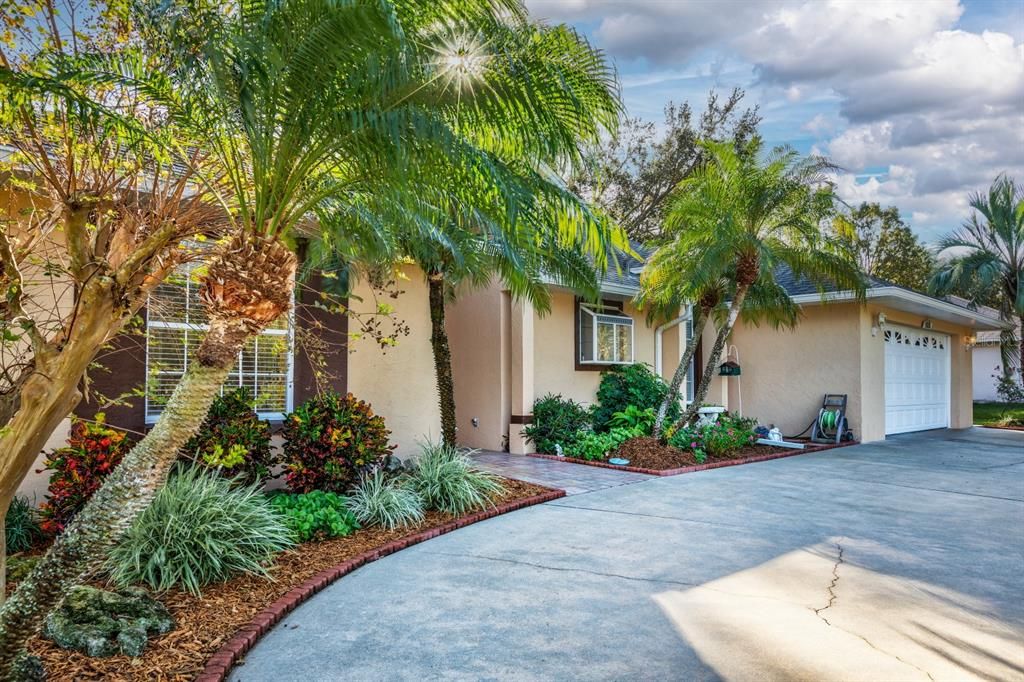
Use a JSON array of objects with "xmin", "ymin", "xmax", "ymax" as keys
[
  {"xmin": 197, "ymin": 488, "xmax": 566, "ymax": 682},
  {"xmin": 526, "ymin": 439, "xmax": 859, "ymax": 477}
]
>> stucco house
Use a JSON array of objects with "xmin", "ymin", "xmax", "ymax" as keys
[
  {"xmin": 446, "ymin": 259, "xmax": 1005, "ymax": 450},
  {"xmin": 13, "ymin": 240, "xmax": 1005, "ymax": 501}
]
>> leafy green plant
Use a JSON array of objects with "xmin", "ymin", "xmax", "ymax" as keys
[
  {"xmin": 592, "ymin": 364, "xmax": 677, "ymax": 432},
  {"xmin": 412, "ymin": 441, "xmax": 504, "ymax": 514},
  {"xmin": 564, "ymin": 427, "xmax": 638, "ymax": 461},
  {"xmin": 269, "ymin": 490, "xmax": 360, "ymax": 542},
  {"xmin": 282, "ymin": 391, "xmax": 396, "ymax": 493},
  {"xmin": 346, "ymin": 471, "xmax": 425, "ymax": 530},
  {"xmin": 40, "ymin": 415, "xmax": 134, "ymax": 534},
  {"xmin": 181, "ymin": 387, "xmax": 276, "ymax": 486},
  {"xmin": 521, "ymin": 393, "xmax": 592, "ymax": 454},
  {"xmin": 609, "ymin": 405, "xmax": 656, "ymax": 434},
  {"xmin": 5, "ymin": 496, "xmax": 43, "ymax": 554},
  {"xmin": 107, "ymin": 468, "xmax": 293, "ymax": 595},
  {"xmin": 669, "ymin": 415, "xmax": 756, "ymax": 462}
]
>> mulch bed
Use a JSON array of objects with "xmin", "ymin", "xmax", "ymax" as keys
[
  {"xmin": 528, "ymin": 437, "xmax": 858, "ymax": 476},
  {"xmin": 979, "ymin": 424, "xmax": 1024, "ymax": 431},
  {"xmin": 23, "ymin": 478, "xmax": 557, "ymax": 682}
]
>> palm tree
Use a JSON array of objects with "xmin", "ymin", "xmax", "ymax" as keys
[
  {"xmin": 1, "ymin": 0, "xmax": 585, "ymax": 672},
  {"xmin": 930, "ymin": 175, "xmax": 1023, "ymax": 385},
  {"xmin": 316, "ymin": 19, "xmax": 621, "ymax": 446},
  {"xmin": 660, "ymin": 138, "xmax": 863, "ymax": 429}
]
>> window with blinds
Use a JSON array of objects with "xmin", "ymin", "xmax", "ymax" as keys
[{"xmin": 145, "ymin": 262, "xmax": 293, "ymax": 422}]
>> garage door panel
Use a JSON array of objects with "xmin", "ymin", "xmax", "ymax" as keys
[{"xmin": 884, "ymin": 325, "xmax": 950, "ymax": 435}]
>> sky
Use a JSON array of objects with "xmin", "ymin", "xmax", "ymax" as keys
[{"xmin": 525, "ymin": 0, "xmax": 1024, "ymax": 243}]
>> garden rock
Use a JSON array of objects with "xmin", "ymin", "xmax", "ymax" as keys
[{"xmin": 44, "ymin": 585, "xmax": 174, "ymax": 657}]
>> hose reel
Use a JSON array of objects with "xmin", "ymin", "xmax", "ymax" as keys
[{"xmin": 811, "ymin": 394, "xmax": 854, "ymax": 444}]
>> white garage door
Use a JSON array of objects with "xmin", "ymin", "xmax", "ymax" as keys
[{"xmin": 884, "ymin": 324, "xmax": 950, "ymax": 434}]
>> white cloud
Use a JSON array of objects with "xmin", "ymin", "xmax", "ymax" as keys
[{"xmin": 524, "ymin": 0, "xmax": 1024, "ymax": 242}]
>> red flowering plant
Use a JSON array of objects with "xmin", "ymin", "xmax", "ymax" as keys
[
  {"xmin": 39, "ymin": 414, "xmax": 134, "ymax": 534},
  {"xmin": 281, "ymin": 391, "xmax": 395, "ymax": 493}
]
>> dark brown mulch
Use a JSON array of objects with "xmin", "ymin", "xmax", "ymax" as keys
[
  {"xmin": 24, "ymin": 477, "xmax": 551, "ymax": 682},
  {"xmin": 613, "ymin": 437, "xmax": 811, "ymax": 471}
]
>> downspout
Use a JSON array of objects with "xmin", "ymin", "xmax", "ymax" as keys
[{"xmin": 654, "ymin": 305, "xmax": 692, "ymax": 378}]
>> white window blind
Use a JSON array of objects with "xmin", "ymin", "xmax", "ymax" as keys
[
  {"xmin": 145, "ymin": 262, "xmax": 293, "ymax": 422},
  {"xmin": 579, "ymin": 304, "xmax": 634, "ymax": 365}
]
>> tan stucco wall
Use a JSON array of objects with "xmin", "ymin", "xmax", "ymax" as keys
[
  {"xmin": 712, "ymin": 304, "xmax": 865, "ymax": 439},
  {"xmin": 346, "ymin": 265, "xmax": 440, "ymax": 458},
  {"xmin": 447, "ymin": 280, "xmax": 509, "ymax": 451},
  {"xmin": 705, "ymin": 301, "xmax": 977, "ymax": 443},
  {"xmin": 532, "ymin": 291, "xmax": 658, "ymax": 406}
]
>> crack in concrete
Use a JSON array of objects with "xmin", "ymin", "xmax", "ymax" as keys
[
  {"xmin": 825, "ymin": 475, "xmax": 1024, "ymax": 503},
  {"xmin": 424, "ymin": 550, "xmax": 702, "ymax": 588},
  {"xmin": 812, "ymin": 542, "xmax": 844, "ymax": 625},
  {"xmin": 544, "ymin": 502, "xmax": 754, "ymax": 530},
  {"xmin": 809, "ymin": 542, "xmax": 935, "ymax": 681}
]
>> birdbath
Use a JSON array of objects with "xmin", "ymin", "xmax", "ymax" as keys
[{"xmin": 696, "ymin": 405, "xmax": 726, "ymax": 427}]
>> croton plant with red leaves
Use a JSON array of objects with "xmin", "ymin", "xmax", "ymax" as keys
[
  {"xmin": 282, "ymin": 391, "xmax": 395, "ymax": 494},
  {"xmin": 39, "ymin": 415, "xmax": 134, "ymax": 534}
]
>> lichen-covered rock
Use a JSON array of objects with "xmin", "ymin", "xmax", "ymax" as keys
[
  {"xmin": 43, "ymin": 585, "xmax": 174, "ymax": 658},
  {"xmin": 11, "ymin": 652, "xmax": 44, "ymax": 681}
]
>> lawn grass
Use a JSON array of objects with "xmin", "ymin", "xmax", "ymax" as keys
[{"xmin": 974, "ymin": 402, "xmax": 1024, "ymax": 426}]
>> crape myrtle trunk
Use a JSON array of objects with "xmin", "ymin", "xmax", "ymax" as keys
[
  {"xmin": 427, "ymin": 273, "xmax": 457, "ymax": 446},
  {"xmin": 0, "ymin": 233, "xmax": 297, "ymax": 679}
]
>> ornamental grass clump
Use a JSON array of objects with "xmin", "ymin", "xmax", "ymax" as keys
[
  {"xmin": 106, "ymin": 467, "xmax": 293, "ymax": 596},
  {"xmin": 411, "ymin": 441, "xmax": 504, "ymax": 515},
  {"xmin": 346, "ymin": 471, "xmax": 425, "ymax": 530},
  {"xmin": 5, "ymin": 496, "xmax": 43, "ymax": 554}
]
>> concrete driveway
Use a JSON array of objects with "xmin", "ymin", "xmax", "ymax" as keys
[{"xmin": 231, "ymin": 428, "xmax": 1024, "ymax": 681}]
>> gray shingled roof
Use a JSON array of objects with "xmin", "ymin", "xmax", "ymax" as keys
[{"xmin": 598, "ymin": 241, "xmax": 648, "ymax": 292}]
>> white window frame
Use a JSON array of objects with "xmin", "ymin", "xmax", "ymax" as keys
[
  {"xmin": 143, "ymin": 265, "xmax": 295, "ymax": 424},
  {"xmin": 578, "ymin": 303, "xmax": 635, "ymax": 365}
]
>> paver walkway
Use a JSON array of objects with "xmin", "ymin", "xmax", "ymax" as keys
[
  {"xmin": 471, "ymin": 450, "xmax": 651, "ymax": 495},
  {"xmin": 231, "ymin": 428, "xmax": 1024, "ymax": 681}
]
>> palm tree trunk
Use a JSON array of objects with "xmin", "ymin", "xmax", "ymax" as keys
[
  {"xmin": 654, "ymin": 310, "xmax": 707, "ymax": 436},
  {"xmin": 0, "ymin": 285, "xmax": 120, "ymax": 606},
  {"xmin": 1018, "ymin": 314, "xmax": 1024, "ymax": 387},
  {"xmin": 427, "ymin": 274, "xmax": 457, "ymax": 446},
  {"xmin": 0, "ymin": 234, "xmax": 296, "ymax": 678},
  {"xmin": 676, "ymin": 286, "xmax": 749, "ymax": 428}
]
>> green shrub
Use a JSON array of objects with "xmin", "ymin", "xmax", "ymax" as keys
[
  {"xmin": 40, "ymin": 415, "xmax": 134, "ymax": 534},
  {"xmin": 346, "ymin": 470, "xmax": 425, "ymax": 530},
  {"xmin": 522, "ymin": 394, "xmax": 591, "ymax": 454},
  {"xmin": 181, "ymin": 387, "xmax": 275, "ymax": 486},
  {"xmin": 592, "ymin": 364, "xmax": 677, "ymax": 432},
  {"xmin": 107, "ymin": 467, "xmax": 293, "ymax": 595},
  {"xmin": 668, "ymin": 415, "xmax": 756, "ymax": 462},
  {"xmin": 43, "ymin": 585, "xmax": 173, "ymax": 658},
  {"xmin": 282, "ymin": 391, "xmax": 395, "ymax": 493},
  {"xmin": 609, "ymin": 405, "xmax": 656, "ymax": 434},
  {"xmin": 565, "ymin": 427, "xmax": 638, "ymax": 461},
  {"xmin": 5, "ymin": 496, "xmax": 43, "ymax": 553},
  {"xmin": 412, "ymin": 441, "xmax": 504, "ymax": 514},
  {"xmin": 269, "ymin": 490, "xmax": 360, "ymax": 542}
]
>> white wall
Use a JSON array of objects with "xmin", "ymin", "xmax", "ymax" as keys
[{"xmin": 973, "ymin": 346, "xmax": 1005, "ymax": 402}]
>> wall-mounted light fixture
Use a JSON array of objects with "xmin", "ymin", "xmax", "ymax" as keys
[
  {"xmin": 871, "ymin": 312, "xmax": 887, "ymax": 337},
  {"xmin": 964, "ymin": 333, "xmax": 977, "ymax": 350}
]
